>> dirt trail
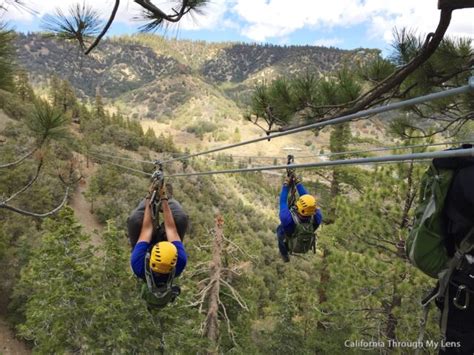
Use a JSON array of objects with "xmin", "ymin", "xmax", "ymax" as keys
[
  {"xmin": 69, "ymin": 159, "xmax": 103, "ymax": 247},
  {"xmin": 0, "ymin": 319, "xmax": 30, "ymax": 355}
]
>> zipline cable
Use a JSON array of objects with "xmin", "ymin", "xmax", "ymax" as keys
[
  {"xmin": 90, "ymin": 151, "xmax": 156, "ymax": 165},
  {"xmin": 90, "ymin": 140, "xmax": 474, "ymax": 166},
  {"xmin": 160, "ymin": 78, "xmax": 474, "ymax": 165},
  {"xmin": 212, "ymin": 140, "xmax": 474, "ymax": 160},
  {"xmin": 166, "ymin": 148, "xmax": 474, "ymax": 178},
  {"xmin": 90, "ymin": 155, "xmax": 153, "ymax": 176},
  {"xmin": 91, "ymin": 151, "xmax": 447, "ymax": 180}
]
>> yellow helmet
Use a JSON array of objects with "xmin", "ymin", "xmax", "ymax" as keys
[
  {"xmin": 150, "ymin": 242, "xmax": 178, "ymax": 274},
  {"xmin": 295, "ymin": 194, "xmax": 317, "ymax": 217}
]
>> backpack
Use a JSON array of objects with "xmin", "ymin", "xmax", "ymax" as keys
[
  {"xmin": 141, "ymin": 247, "xmax": 181, "ymax": 309},
  {"xmin": 406, "ymin": 145, "xmax": 474, "ymax": 278},
  {"xmin": 286, "ymin": 209, "xmax": 317, "ymax": 254},
  {"xmin": 406, "ymin": 145, "xmax": 474, "ymax": 343}
]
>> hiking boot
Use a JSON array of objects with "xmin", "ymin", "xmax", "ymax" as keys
[{"xmin": 281, "ymin": 254, "xmax": 290, "ymax": 263}]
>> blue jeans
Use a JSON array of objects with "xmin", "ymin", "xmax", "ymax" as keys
[{"xmin": 276, "ymin": 225, "xmax": 289, "ymax": 257}]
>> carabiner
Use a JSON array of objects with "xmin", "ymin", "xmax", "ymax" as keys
[{"xmin": 453, "ymin": 284, "xmax": 469, "ymax": 310}]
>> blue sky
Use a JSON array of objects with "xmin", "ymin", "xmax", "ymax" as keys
[{"xmin": 3, "ymin": 0, "xmax": 473, "ymax": 56}]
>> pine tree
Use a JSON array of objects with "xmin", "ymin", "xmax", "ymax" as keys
[
  {"xmin": 321, "ymin": 162, "xmax": 435, "ymax": 346},
  {"xmin": 84, "ymin": 175, "xmax": 99, "ymax": 213},
  {"xmin": 14, "ymin": 71, "xmax": 35, "ymax": 102},
  {"xmin": 49, "ymin": 75, "xmax": 61, "ymax": 108},
  {"xmin": 83, "ymin": 221, "xmax": 160, "ymax": 352},
  {"xmin": 0, "ymin": 26, "xmax": 15, "ymax": 91},
  {"xmin": 95, "ymin": 92, "xmax": 106, "ymax": 120},
  {"xmin": 13, "ymin": 207, "xmax": 94, "ymax": 353},
  {"xmin": 59, "ymin": 79, "xmax": 77, "ymax": 113}
]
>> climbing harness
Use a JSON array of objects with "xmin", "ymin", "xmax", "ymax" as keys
[
  {"xmin": 142, "ymin": 249, "xmax": 181, "ymax": 309},
  {"xmin": 140, "ymin": 161, "xmax": 181, "ymax": 309}
]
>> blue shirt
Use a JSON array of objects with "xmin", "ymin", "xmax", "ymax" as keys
[
  {"xmin": 131, "ymin": 240, "xmax": 187, "ymax": 284},
  {"xmin": 278, "ymin": 183, "xmax": 322, "ymax": 236}
]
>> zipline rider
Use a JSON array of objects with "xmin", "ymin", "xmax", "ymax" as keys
[
  {"xmin": 277, "ymin": 167, "xmax": 323, "ymax": 262},
  {"xmin": 130, "ymin": 181, "xmax": 187, "ymax": 308}
]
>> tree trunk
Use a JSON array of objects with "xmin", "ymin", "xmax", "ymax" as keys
[
  {"xmin": 317, "ymin": 248, "xmax": 330, "ymax": 329},
  {"xmin": 383, "ymin": 279, "xmax": 402, "ymax": 346},
  {"xmin": 398, "ymin": 162, "xmax": 415, "ymax": 257},
  {"xmin": 400, "ymin": 162, "xmax": 414, "ymax": 230},
  {"xmin": 327, "ymin": 170, "xmax": 341, "ymax": 223},
  {"xmin": 204, "ymin": 215, "xmax": 224, "ymax": 354}
]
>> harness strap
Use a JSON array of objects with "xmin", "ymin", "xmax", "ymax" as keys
[
  {"xmin": 415, "ymin": 302, "xmax": 431, "ymax": 355},
  {"xmin": 289, "ymin": 209, "xmax": 314, "ymax": 227},
  {"xmin": 144, "ymin": 249, "xmax": 176, "ymax": 301},
  {"xmin": 290, "ymin": 208, "xmax": 300, "ymax": 226}
]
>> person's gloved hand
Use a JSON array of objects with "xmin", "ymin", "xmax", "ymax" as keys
[{"xmin": 283, "ymin": 174, "xmax": 301, "ymax": 186}]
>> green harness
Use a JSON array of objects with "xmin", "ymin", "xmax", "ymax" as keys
[
  {"xmin": 286, "ymin": 209, "xmax": 317, "ymax": 254},
  {"xmin": 142, "ymin": 248, "xmax": 181, "ymax": 309}
]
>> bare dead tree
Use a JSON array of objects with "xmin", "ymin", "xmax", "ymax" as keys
[
  {"xmin": 203, "ymin": 214, "xmax": 223, "ymax": 353},
  {"xmin": 190, "ymin": 215, "xmax": 250, "ymax": 352}
]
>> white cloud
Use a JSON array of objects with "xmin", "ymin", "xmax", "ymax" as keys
[
  {"xmin": 1, "ymin": 0, "xmax": 232, "ymax": 32},
  {"xmin": 169, "ymin": 0, "xmax": 230, "ymax": 31},
  {"xmin": 231, "ymin": 0, "xmax": 474, "ymax": 44},
  {"xmin": 314, "ymin": 37, "xmax": 343, "ymax": 47},
  {"xmin": 1, "ymin": 0, "xmax": 142, "ymax": 22},
  {"xmin": 1, "ymin": 0, "xmax": 473, "ymax": 46}
]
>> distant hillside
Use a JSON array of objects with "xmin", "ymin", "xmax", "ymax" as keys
[
  {"xmin": 15, "ymin": 33, "xmax": 187, "ymax": 99},
  {"xmin": 15, "ymin": 33, "xmax": 378, "ymax": 121}
]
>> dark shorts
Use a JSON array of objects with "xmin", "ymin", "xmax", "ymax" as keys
[{"xmin": 127, "ymin": 198, "xmax": 189, "ymax": 248}]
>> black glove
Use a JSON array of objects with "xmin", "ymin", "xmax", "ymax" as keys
[{"xmin": 284, "ymin": 174, "xmax": 301, "ymax": 186}]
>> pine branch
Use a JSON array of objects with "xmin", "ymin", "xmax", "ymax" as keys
[
  {"xmin": 0, "ymin": 187, "xmax": 70, "ymax": 217},
  {"xmin": 222, "ymin": 235, "xmax": 256, "ymax": 261},
  {"xmin": 265, "ymin": 9, "xmax": 454, "ymax": 135},
  {"xmin": 187, "ymin": 267, "xmax": 209, "ymax": 278},
  {"xmin": 1, "ymin": 158, "xmax": 43, "ymax": 204},
  {"xmin": 403, "ymin": 114, "xmax": 472, "ymax": 138},
  {"xmin": 136, "ymin": 0, "xmax": 207, "ymax": 32},
  {"xmin": 84, "ymin": 0, "xmax": 120, "ymax": 55},
  {"xmin": 340, "ymin": 9, "xmax": 453, "ymax": 116},
  {"xmin": 0, "ymin": 147, "xmax": 38, "ymax": 168},
  {"xmin": 220, "ymin": 279, "xmax": 248, "ymax": 311},
  {"xmin": 364, "ymin": 240, "xmax": 401, "ymax": 258},
  {"xmin": 218, "ymin": 297, "xmax": 237, "ymax": 347}
]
